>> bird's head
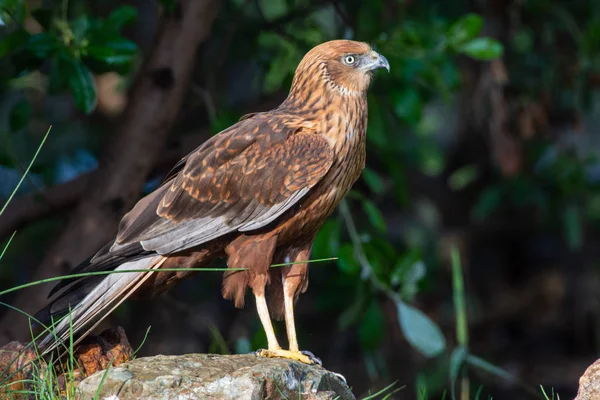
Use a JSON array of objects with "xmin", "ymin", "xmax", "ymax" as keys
[{"xmin": 290, "ymin": 40, "xmax": 389, "ymax": 98}]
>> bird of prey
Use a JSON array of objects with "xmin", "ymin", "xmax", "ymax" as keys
[{"xmin": 36, "ymin": 40, "xmax": 389, "ymax": 364}]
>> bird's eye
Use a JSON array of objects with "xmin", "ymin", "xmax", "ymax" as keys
[{"xmin": 343, "ymin": 55, "xmax": 356, "ymax": 65}]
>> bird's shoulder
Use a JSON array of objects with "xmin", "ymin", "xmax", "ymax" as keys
[
  {"xmin": 161, "ymin": 109, "xmax": 322, "ymax": 184},
  {"xmin": 178, "ymin": 110, "xmax": 329, "ymax": 182}
]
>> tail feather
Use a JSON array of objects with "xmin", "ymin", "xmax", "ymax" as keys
[{"xmin": 39, "ymin": 255, "xmax": 165, "ymax": 354}]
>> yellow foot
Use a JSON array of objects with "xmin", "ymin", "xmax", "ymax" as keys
[{"xmin": 256, "ymin": 348, "xmax": 318, "ymax": 365}]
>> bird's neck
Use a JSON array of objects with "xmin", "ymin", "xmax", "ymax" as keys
[
  {"xmin": 281, "ymin": 80, "xmax": 367, "ymax": 117},
  {"xmin": 279, "ymin": 83, "xmax": 368, "ymax": 155},
  {"xmin": 283, "ymin": 75, "xmax": 367, "ymax": 108}
]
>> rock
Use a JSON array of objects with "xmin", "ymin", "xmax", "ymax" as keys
[
  {"xmin": 77, "ymin": 353, "xmax": 355, "ymax": 400},
  {"xmin": 576, "ymin": 358, "xmax": 600, "ymax": 400},
  {"xmin": 0, "ymin": 327, "xmax": 134, "ymax": 399},
  {"xmin": 0, "ymin": 341, "xmax": 42, "ymax": 396},
  {"xmin": 75, "ymin": 326, "xmax": 134, "ymax": 377}
]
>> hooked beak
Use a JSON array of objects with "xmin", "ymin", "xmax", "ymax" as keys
[{"xmin": 362, "ymin": 51, "xmax": 390, "ymax": 72}]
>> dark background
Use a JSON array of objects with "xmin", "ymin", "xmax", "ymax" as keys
[{"xmin": 1, "ymin": 0, "xmax": 600, "ymax": 398}]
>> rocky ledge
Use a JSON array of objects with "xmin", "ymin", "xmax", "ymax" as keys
[
  {"xmin": 77, "ymin": 353, "xmax": 355, "ymax": 400},
  {"xmin": 576, "ymin": 358, "xmax": 600, "ymax": 400}
]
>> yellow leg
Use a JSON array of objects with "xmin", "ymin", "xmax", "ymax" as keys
[
  {"xmin": 283, "ymin": 278, "xmax": 299, "ymax": 352},
  {"xmin": 255, "ymin": 292, "xmax": 280, "ymax": 351},
  {"xmin": 254, "ymin": 289, "xmax": 314, "ymax": 364}
]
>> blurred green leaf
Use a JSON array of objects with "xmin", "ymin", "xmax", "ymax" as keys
[
  {"xmin": 312, "ymin": 219, "xmax": 341, "ymax": 260},
  {"xmin": 459, "ymin": 38, "xmax": 504, "ymax": 60},
  {"xmin": 8, "ymin": 99, "xmax": 30, "ymax": 132},
  {"xmin": 471, "ymin": 186, "xmax": 503, "ymax": 222},
  {"xmin": 418, "ymin": 140, "xmax": 445, "ymax": 176},
  {"xmin": 338, "ymin": 285, "xmax": 365, "ymax": 329},
  {"xmin": 390, "ymin": 166, "xmax": 409, "ymax": 206},
  {"xmin": 0, "ymin": 0, "xmax": 26, "ymax": 24},
  {"xmin": 392, "ymin": 252, "xmax": 426, "ymax": 301},
  {"xmin": 396, "ymin": 299, "xmax": 445, "ymax": 357},
  {"xmin": 48, "ymin": 56, "xmax": 70, "ymax": 93},
  {"xmin": 563, "ymin": 204, "xmax": 583, "ymax": 250},
  {"xmin": 391, "ymin": 249, "xmax": 422, "ymax": 285},
  {"xmin": 337, "ymin": 243, "xmax": 360, "ymax": 275},
  {"xmin": 361, "ymin": 198, "xmax": 386, "ymax": 233},
  {"xmin": 511, "ymin": 28, "xmax": 534, "ymax": 53},
  {"xmin": 363, "ymin": 238, "xmax": 396, "ymax": 278},
  {"xmin": 363, "ymin": 167, "xmax": 385, "ymax": 194},
  {"xmin": 101, "ymin": 38, "xmax": 137, "ymax": 54},
  {"xmin": 466, "ymin": 354, "xmax": 516, "ymax": 384},
  {"xmin": 357, "ymin": 1, "xmax": 382, "ymax": 39},
  {"xmin": 258, "ymin": 0, "xmax": 287, "ymax": 21},
  {"xmin": 70, "ymin": 15, "xmax": 90, "ymax": 42},
  {"xmin": 448, "ymin": 14, "xmax": 484, "ymax": 46},
  {"xmin": 358, "ymin": 300, "xmax": 385, "ymax": 350},
  {"xmin": 27, "ymin": 32, "xmax": 61, "ymax": 58},
  {"xmin": 230, "ymin": 0, "xmax": 247, "ymax": 9},
  {"xmin": 0, "ymin": 29, "xmax": 29, "ymax": 58},
  {"xmin": 263, "ymin": 60, "xmax": 290, "ymax": 93},
  {"xmin": 392, "ymin": 87, "xmax": 422, "ymax": 124},
  {"xmin": 107, "ymin": 5, "xmax": 137, "ymax": 29},
  {"xmin": 403, "ymin": 262, "xmax": 426, "ymax": 301},
  {"xmin": 366, "ymin": 95, "xmax": 387, "ymax": 148},
  {"xmin": 585, "ymin": 193, "xmax": 600, "ymax": 221},
  {"xmin": 66, "ymin": 58, "xmax": 97, "ymax": 114},
  {"xmin": 86, "ymin": 38, "xmax": 137, "ymax": 66},
  {"xmin": 448, "ymin": 165, "xmax": 479, "ymax": 191},
  {"xmin": 260, "ymin": 34, "xmax": 299, "ymax": 94},
  {"xmin": 159, "ymin": 0, "xmax": 178, "ymax": 12}
]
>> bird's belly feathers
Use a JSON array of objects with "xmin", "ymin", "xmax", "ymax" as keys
[{"xmin": 273, "ymin": 132, "xmax": 366, "ymax": 243}]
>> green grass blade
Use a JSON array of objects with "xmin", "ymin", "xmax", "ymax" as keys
[
  {"xmin": 449, "ymin": 345, "xmax": 467, "ymax": 400},
  {"xmin": 361, "ymin": 381, "xmax": 402, "ymax": 400},
  {"xmin": 0, "ymin": 257, "xmax": 337, "ymax": 297},
  {"xmin": 474, "ymin": 385, "xmax": 484, "ymax": 400},
  {"xmin": 540, "ymin": 385, "xmax": 559, "ymax": 400},
  {"xmin": 274, "ymin": 383, "xmax": 289, "ymax": 400},
  {"xmin": 0, "ymin": 231, "xmax": 17, "ymax": 261},
  {"xmin": 451, "ymin": 246, "xmax": 468, "ymax": 347},
  {"xmin": 0, "ymin": 126, "xmax": 52, "ymax": 217},
  {"xmin": 93, "ymin": 359, "xmax": 113, "ymax": 400},
  {"xmin": 68, "ymin": 305, "xmax": 75, "ymax": 396},
  {"xmin": 0, "ymin": 301, "xmax": 75, "ymax": 386},
  {"xmin": 467, "ymin": 355, "xmax": 543, "ymax": 398},
  {"xmin": 133, "ymin": 326, "xmax": 152, "ymax": 358},
  {"xmin": 466, "ymin": 354, "xmax": 514, "ymax": 383}
]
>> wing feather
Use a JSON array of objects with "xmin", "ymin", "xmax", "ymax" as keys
[{"xmin": 113, "ymin": 112, "xmax": 334, "ymax": 255}]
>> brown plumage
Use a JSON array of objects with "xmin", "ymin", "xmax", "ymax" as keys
[{"xmin": 36, "ymin": 40, "xmax": 389, "ymax": 363}]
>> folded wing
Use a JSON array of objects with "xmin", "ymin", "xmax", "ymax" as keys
[{"xmin": 114, "ymin": 112, "xmax": 334, "ymax": 255}]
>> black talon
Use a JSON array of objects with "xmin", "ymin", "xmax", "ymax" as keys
[
  {"xmin": 331, "ymin": 372, "xmax": 347, "ymax": 384},
  {"xmin": 300, "ymin": 350, "xmax": 322, "ymax": 366},
  {"xmin": 254, "ymin": 348, "xmax": 265, "ymax": 356}
]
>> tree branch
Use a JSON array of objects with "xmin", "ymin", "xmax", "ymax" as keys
[{"xmin": 0, "ymin": 174, "xmax": 91, "ymax": 240}]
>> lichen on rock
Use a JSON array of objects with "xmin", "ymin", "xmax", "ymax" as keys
[
  {"xmin": 576, "ymin": 358, "xmax": 600, "ymax": 400},
  {"xmin": 77, "ymin": 353, "xmax": 355, "ymax": 400}
]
